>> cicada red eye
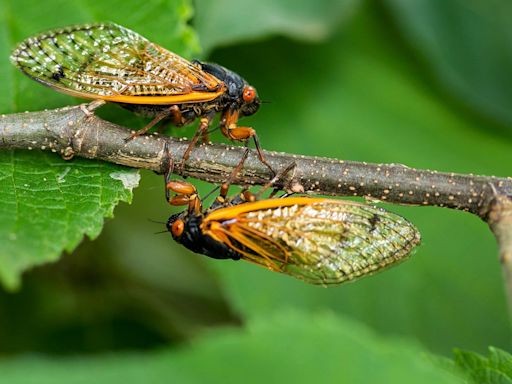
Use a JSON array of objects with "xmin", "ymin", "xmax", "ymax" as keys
[
  {"xmin": 242, "ymin": 86, "xmax": 256, "ymax": 103},
  {"xmin": 171, "ymin": 219, "xmax": 185, "ymax": 237}
]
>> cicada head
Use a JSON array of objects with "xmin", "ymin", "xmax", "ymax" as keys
[
  {"xmin": 197, "ymin": 61, "xmax": 260, "ymax": 117},
  {"xmin": 239, "ymin": 84, "xmax": 260, "ymax": 117},
  {"xmin": 166, "ymin": 212, "xmax": 187, "ymax": 241},
  {"xmin": 167, "ymin": 210, "xmax": 241, "ymax": 261},
  {"xmin": 167, "ymin": 212, "xmax": 207, "ymax": 253}
]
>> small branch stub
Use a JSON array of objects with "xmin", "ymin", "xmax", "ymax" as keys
[{"xmin": 488, "ymin": 196, "xmax": 512, "ymax": 317}]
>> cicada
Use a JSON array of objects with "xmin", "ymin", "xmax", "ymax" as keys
[
  {"xmin": 10, "ymin": 22, "xmax": 271, "ymax": 171},
  {"xmin": 165, "ymin": 179, "xmax": 421, "ymax": 286}
]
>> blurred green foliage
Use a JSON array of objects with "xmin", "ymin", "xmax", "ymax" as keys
[
  {"xmin": 452, "ymin": 347, "xmax": 512, "ymax": 384},
  {"xmin": 0, "ymin": 312, "xmax": 465, "ymax": 384},
  {"xmin": 0, "ymin": 0, "xmax": 511, "ymax": 382},
  {"xmin": 385, "ymin": 0, "xmax": 512, "ymax": 130}
]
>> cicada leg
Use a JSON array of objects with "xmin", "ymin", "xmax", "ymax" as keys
[
  {"xmin": 254, "ymin": 161, "xmax": 297, "ymax": 199},
  {"xmin": 165, "ymin": 180, "xmax": 202, "ymax": 214},
  {"xmin": 153, "ymin": 105, "xmax": 186, "ymax": 136},
  {"xmin": 124, "ymin": 110, "xmax": 172, "ymax": 142},
  {"xmin": 226, "ymin": 160, "xmax": 297, "ymax": 205},
  {"xmin": 220, "ymin": 109, "xmax": 275, "ymax": 177},
  {"xmin": 161, "ymin": 141, "xmax": 202, "ymax": 213},
  {"xmin": 179, "ymin": 111, "xmax": 216, "ymax": 173},
  {"xmin": 216, "ymin": 148, "xmax": 296, "ymax": 206},
  {"xmin": 168, "ymin": 105, "xmax": 186, "ymax": 127},
  {"xmin": 218, "ymin": 148, "xmax": 250, "ymax": 201}
]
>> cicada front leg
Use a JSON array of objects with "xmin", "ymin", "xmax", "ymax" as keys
[{"xmin": 220, "ymin": 109, "xmax": 274, "ymax": 177}]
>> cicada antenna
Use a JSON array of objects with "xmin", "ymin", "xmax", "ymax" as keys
[{"xmin": 148, "ymin": 218, "xmax": 167, "ymax": 225}]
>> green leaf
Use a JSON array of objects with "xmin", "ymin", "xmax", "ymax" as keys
[
  {"xmin": 0, "ymin": 151, "xmax": 138, "ymax": 289},
  {"xmin": 384, "ymin": 0, "xmax": 512, "ymax": 130},
  {"xmin": 453, "ymin": 347, "xmax": 512, "ymax": 384},
  {"xmin": 194, "ymin": 0, "xmax": 362, "ymax": 53},
  {"xmin": 0, "ymin": 311, "xmax": 464, "ymax": 384},
  {"xmin": 0, "ymin": 0, "xmax": 198, "ymax": 288},
  {"xmin": 490, "ymin": 348, "xmax": 512, "ymax": 379}
]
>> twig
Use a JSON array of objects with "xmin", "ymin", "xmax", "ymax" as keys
[
  {"xmin": 2, "ymin": 104, "xmax": 512, "ymax": 314},
  {"xmin": 0, "ymin": 105, "xmax": 510, "ymax": 218}
]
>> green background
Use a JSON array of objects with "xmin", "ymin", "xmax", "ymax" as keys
[{"xmin": 0, "ymin": 0, "xmax": 510, "ymax": 382}]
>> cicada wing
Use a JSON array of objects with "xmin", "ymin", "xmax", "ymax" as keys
[
  {"xmin": 11, "ymin": 23, "xmax": 223, "ymax": 103},
  {"xmin": 206, "ymin": 221, "xmax": 290, "ymax": 271},
  {"xmin": 211, "ymin": 199, "xmax": 420, "ymax": 285}
]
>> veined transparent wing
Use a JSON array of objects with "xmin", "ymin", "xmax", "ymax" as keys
[
  {"xmin": 203, "ymin": 198, "xmax": 421, "ymax": 285},
  {"xmin": 11, "ymin": 22, "xmax": 223, "ymax": 104}
]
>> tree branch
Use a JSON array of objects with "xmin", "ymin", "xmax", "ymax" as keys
[
  {"xmin": 1, "ymin": 105, "xmax": 510, "ymax": 218},
  {"xmin": 2, "ymin": 104, "xmax": 512, "ymax": 313}
]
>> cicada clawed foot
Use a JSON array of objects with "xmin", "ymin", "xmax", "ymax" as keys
[{"xmin": 165, "ymin": 179, "xmax": 201, "ymax": 214}]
